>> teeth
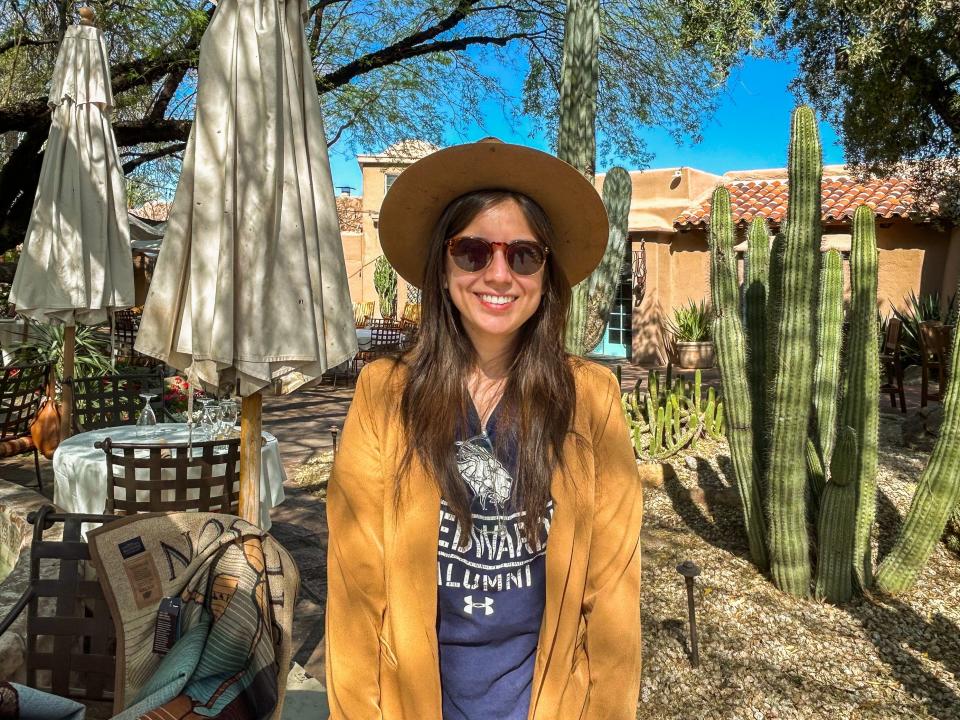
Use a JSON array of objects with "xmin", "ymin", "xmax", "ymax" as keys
[{"xmin": 479, "ymin": 294, "xmax": 515, "ymax": 305}]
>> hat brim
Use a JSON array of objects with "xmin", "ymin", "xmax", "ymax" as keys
[{"xmin": 377, "ymin": 142, "xmax": 609, "ymax": 288}]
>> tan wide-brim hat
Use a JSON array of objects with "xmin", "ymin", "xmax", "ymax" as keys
[{"xmin": 378, "ymin": 139, "xmax": 609, "ymax": 288}]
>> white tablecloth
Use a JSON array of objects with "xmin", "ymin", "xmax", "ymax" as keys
[{"xmin": 52, "ymin": 423, "xmax": 286, "ymax": 529}]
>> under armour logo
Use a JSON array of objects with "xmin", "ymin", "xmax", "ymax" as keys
[{"xmin": 463, "ymin": 595, "xmax": 495, "ymax": 616}]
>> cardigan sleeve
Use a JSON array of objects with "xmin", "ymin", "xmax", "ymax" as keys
[
  {"xmin": 582, "ymin": 370, "xmax": 643, "ymax": 719},
  {"xmin": 325, "ymin": 366, "xmax": 387, "ymax": 719}
]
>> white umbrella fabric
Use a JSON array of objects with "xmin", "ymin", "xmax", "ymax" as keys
[
  {"xmin": 10, "ymin": 17, "xmax": 135, "ymax": 439},
  {"xmin": 135, "ymin": 0, "xmax": 357, "ymax": 522}
]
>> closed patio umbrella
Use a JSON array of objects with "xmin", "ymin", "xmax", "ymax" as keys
[
  {"xmin": 10, "ymin": 9, "xmax": 135, "ymax": 440},
  {"xmin": 135, "ymin": 0, "xmax": 356, "ymax": 523}
]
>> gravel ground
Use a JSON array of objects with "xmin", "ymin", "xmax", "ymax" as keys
[
  {"xmin": 642, "ymin": 412, "xmax": 960, "ymax": 720},
  {"xmin": 291, "ymin": 411, "xmax": 960, "ymax": 719}
]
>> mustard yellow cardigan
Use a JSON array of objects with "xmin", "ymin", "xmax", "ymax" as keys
[{"xmin": 325, "ymin": 358, "xmax": 643, "ymax": 719}]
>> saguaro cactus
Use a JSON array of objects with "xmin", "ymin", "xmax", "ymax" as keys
[
  {"xmin": 557, "ymin": 0, "xmax": 600, "ymax": 178},
  {"xmin": 766, "ymin": 106, "xmax": 821, "ymax": 597},
  {"xmin": 580, "ymin": 167, "xmax": 632, "ymax": 353},
  {"xmin": 815, "ymin": 426, "xmax": 859, "ymax": 603},
  {"xmin": 557, "ymin": 0, "xmax": 605, "ymax": 355},
  {"xmin": 709, "ymin": 186, "xmax": 768, "ymax": 568},
  {"xmin": 809, "ymin": 249, "xmax": 844, "ymax": 502},
  {"xmin": 842, "ymin": 205, "xmax": 880, "ymax": 588},
  {"xmin": 875, "ymin": 276, "xmax": 960, "ymax": 593}
]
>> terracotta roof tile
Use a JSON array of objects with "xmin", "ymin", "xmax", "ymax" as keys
[{"xmin": 674, "ymin": 176, "xmax": 921, "ymax": 229}]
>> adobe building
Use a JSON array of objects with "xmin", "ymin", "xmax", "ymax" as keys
[{"xmin": 337, "ymin": 145, "xmax": 960, "ymax": 366}]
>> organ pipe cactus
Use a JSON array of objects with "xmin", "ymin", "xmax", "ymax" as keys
[
  {"xmin": 809, "ymin": 249, "xmax": 844, "ymax": 504},
  {"xmin": 708, "ymin": 186, "xmax": 768, "ymax": 568},
  {"xmin": 875, "ymin": 276, "xmax": 960, "ymax": 594},
  {"xmin": 842, "ymin": 205, "xmax": 880, "ymax": 588},
  {"xmin": 815, "ymin": 426, "xmax": 859, "ymax": 603},
  {"xmin": 765, "ymin": 106, "xmax": 821, "ymax": 597}
]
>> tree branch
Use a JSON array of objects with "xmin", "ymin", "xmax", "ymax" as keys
[
  {"xmin": 318, "ymin": 30, "xmax": 541, "ymax": 92},
  {"xmin": 317, "ymin": 0, "xmax": 487, "ymax": 91},
  {"xmin": 148, "ymin": 68, "xmax": 189, "ymax": 121},
  {"xmin": 114, "ymin": 119, "xmax": 193, "ymax": 146},
  {"xmin": 121, "ymin": 142, "xmax": 187, "ymax": 173},
  {"xmin": 0, "ymin": 35, "xmax": 58, "ymax": 55}
]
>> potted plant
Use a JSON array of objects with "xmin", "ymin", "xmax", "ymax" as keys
[{"xmin": 666, "ymin": 299, "xmax": 714, "ymax": 369}]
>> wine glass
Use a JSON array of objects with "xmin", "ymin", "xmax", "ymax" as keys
[
  {"xmin": 136, "ymin": 393, "xmax": 157, "ymax": 438},
  {"xmin": 199, "ymin": 398, "xmax": 221, "ymax": 440},
  {"xmin": 217, "ymin": 398, "xmax": 238, "ymax": 438}
]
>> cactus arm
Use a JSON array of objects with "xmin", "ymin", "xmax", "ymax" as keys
[
  {"xmin": 840, "ymin": 206, "xmax": 880, "ymax": 588},
  {"xmin": 766, "ymin": 106, "xmax": 821, "ymax": 597},
  {"xmin": 875, "ymin": 278, "xmax": 960, "ymax": 594},
  {"xmin": 709, "ymin": 185, "xmax": 769, "ymax": 568},
  {"xmin": 806, "ymin": 437, "xmax": 826, "ymax": 504},
  {"xmin": 580, "ymin": 167, "xmax": 633, "ymax": 352},
  {"xmin": 745, "ymin": 216, "xmax": 771, "ymax": 480},
  {"xmin": 810, "ymin": 249, "xmax": 844, "ymax": 507},
  {"xmin": 815, "ymin": 426, "xmax": 859, "ymax": 603}
]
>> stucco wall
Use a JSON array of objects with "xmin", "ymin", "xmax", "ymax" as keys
[
  {"xmin": 631, "ymin": 219, "xmax": 957, "ymax": 364},
  {"xmin": 348, "ymin": 162, "xmax": 416, "ymax": 314}
]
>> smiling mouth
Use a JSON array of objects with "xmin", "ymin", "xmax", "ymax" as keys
[{"xmin": 476, "ymin": 293, "xmax": 517, "ymax": 307}]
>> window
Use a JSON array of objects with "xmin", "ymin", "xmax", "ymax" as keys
[{"xmin": 385, "ymin": 172, "xmax": 399, "ymax": 194}]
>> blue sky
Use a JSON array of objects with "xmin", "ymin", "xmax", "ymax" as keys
[{"xmin": 327, "ymin": 54, "xmax": 847, "ymax": 193}]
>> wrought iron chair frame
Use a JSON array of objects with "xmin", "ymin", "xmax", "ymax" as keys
[
  {"xmin": 96, "ymin": 436, "xmax": 241, "ymax": 516},
  {"xmin": 0, "ymin": 362, "xmax": 52, "ymax": 491},
  {"xmin": 69, "ymin": 367, "xmax": 166, "ymax": 432},
  {"xmin": 0, "ymin": 505, "xmax": 119, "ymax": 702}
]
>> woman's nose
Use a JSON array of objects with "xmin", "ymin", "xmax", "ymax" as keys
[{"xmin": 483, "ymin": 245, "xmax": 513, "ymax": 283}]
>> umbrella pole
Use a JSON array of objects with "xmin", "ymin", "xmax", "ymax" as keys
[
  {"xmin": 239, "ymin": 391, "xmax": 262, "ymax": 525},
  {"xmin": 59, "ymin": 325, "xmax": 75, "ymax": 441}
]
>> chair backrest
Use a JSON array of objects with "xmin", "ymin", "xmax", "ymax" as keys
[
  {"xmin": 22, "ymin": 506, "xmax": 119, "ymax": 701},
  {"xmin": 883, "ymin": 317, "xmax": 902, "ymax": 354},
  {"xmin": 96, "ymin": 436, "xmax": 241, "ymax": 515},
  {"xmin": 71, "ymin": 369, "xmax": 163, "ymax": 432},
  {"xmin": 354, "ymin": 301, "xmax": 375, "ymax": 329},
  {"xmin": 0, "ymin": 363, "xmax": 49, "ymax": 442},
  {"xmin": 919, "ymin": 320, "xmax": 946, "ymax": 362},
  {"xmin": 370, "ymin": 321, "xmax": 404, "ymax": 350},
  {"xmin": 113, "ymin": 310, "xmax": 140, "ymax": 347},
  {"xmin": 401, "ymin": 303, "xmax": 421, "ymax": 324}
]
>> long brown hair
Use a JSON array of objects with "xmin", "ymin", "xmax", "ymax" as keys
[{"xmin": 397, "ymin": 190, "xmax": 577, "ymax": 535}]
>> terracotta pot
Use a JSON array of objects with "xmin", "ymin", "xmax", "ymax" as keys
[{"xmin": 676, "ymin": 341, "xmax": 715, "ymax": 369}]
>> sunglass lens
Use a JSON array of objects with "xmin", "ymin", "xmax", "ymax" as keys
[
  {"xmin": 508, "ymin": 243, "xmax": 546, "ymax": 275},
  {"xmin": 451, "ymin": 237, "xmax": 492, "ymax": 272}
]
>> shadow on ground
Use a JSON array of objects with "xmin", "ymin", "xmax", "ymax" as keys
[
  {"xmin": 661, "ymin": 458, "xmax": 753, "ymax": 564},
  {"xmin": 847, "ymin": 598, "xmax": 960, "ymax": 720}
]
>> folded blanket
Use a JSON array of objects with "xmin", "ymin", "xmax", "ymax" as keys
[
  {"xmin": 0, "ymin": 682, "xmax": 85, "ymax": 720},
  {"xmin": 87, "ymin": 513, "xmax": 299, "ymax": 720}
]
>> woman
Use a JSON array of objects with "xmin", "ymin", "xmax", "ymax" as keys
[{"xmin": 325, "ymin": 140, "xmax": 642, "ymax": 720}]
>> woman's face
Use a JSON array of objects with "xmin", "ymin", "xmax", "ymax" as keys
[{"xmin": 444, "ymin": 199, "xmax": 546, "ymax": 354}]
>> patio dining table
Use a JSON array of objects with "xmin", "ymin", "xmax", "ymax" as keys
[{"xmin": 52, "ymin": 423, "xmax": 286, "ymax": 529}]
